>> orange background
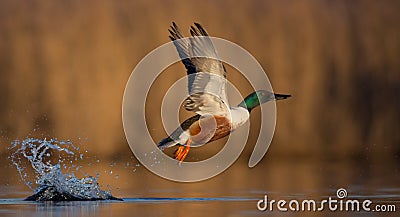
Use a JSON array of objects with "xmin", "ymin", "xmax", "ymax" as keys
[{"xmin": 0, "ymin": 0, "xmax": 399, "ymax": 197}]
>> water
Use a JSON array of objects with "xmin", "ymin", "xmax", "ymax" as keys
[
  {"xmin": 8, "ymin": 138, "xmax": 119, "ymax": 201},
  {"xmin": 0, "ymin": 192, "xmax": 398, "ymax": 217},
  {"xmin": 0, "ymin": 197, "xmax": 256, "ymax": 217},
  {"xmin": 1, "ymin": 138, "xmax": 399, "ymax": 216}
]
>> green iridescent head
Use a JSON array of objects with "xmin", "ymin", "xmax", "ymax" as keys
[{"xmin": 238, "ymin": 90, "xmax": 291, "ymax": 112}]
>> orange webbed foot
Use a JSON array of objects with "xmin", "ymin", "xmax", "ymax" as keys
[{"xmin": 174, "ymin": 139, "xmax": 191, "ymax": 163}]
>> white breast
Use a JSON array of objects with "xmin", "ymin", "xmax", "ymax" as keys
[{"xmin": 229, "ymin": 107, "xmax": 250, "ymax": 130}]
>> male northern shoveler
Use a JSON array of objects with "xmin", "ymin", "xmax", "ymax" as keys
[{"xmin": 158, "ymin": 22, "xmax": 290, "ymax": 162}]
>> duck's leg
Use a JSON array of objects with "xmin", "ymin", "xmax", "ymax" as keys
[{"xmin": 174, "ymin": 139, "xmax": 191, "ymax": 162}]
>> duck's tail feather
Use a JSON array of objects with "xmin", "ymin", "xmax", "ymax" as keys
[{"xmin": 158, "ymin": 137, "xmax": 180, "ymax": 150}]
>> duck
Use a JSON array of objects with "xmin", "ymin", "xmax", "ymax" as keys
[{"xmin": 158, "ymin": 22, "xmax": 291, "ymax": 162}]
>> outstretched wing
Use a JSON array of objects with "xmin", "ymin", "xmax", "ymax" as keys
[{"xmin": 168, "ymin": 22, "xmax": 229, "ymax": 116}]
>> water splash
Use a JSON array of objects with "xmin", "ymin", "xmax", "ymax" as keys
[{"xmin": 9, "ymin": 138, "xmax": 121, "ymax": 201}]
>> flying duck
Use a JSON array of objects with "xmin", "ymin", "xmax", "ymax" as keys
[{"xmin": 158, "ymin": 22, "xmax": 290, "ymax": 162}]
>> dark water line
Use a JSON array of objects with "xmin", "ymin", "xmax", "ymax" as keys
[
  {"xmin": 0, "ymin": 197, "xmax": 256, "ymax": 205},
  {"xmin": 123, "ymin": 197, "xmax": 256, "ymax": 202}
]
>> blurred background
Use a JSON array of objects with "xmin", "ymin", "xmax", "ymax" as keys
[{"xmin": 0, "ymin": 0, "xmax": 399, "ymax": 202}]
